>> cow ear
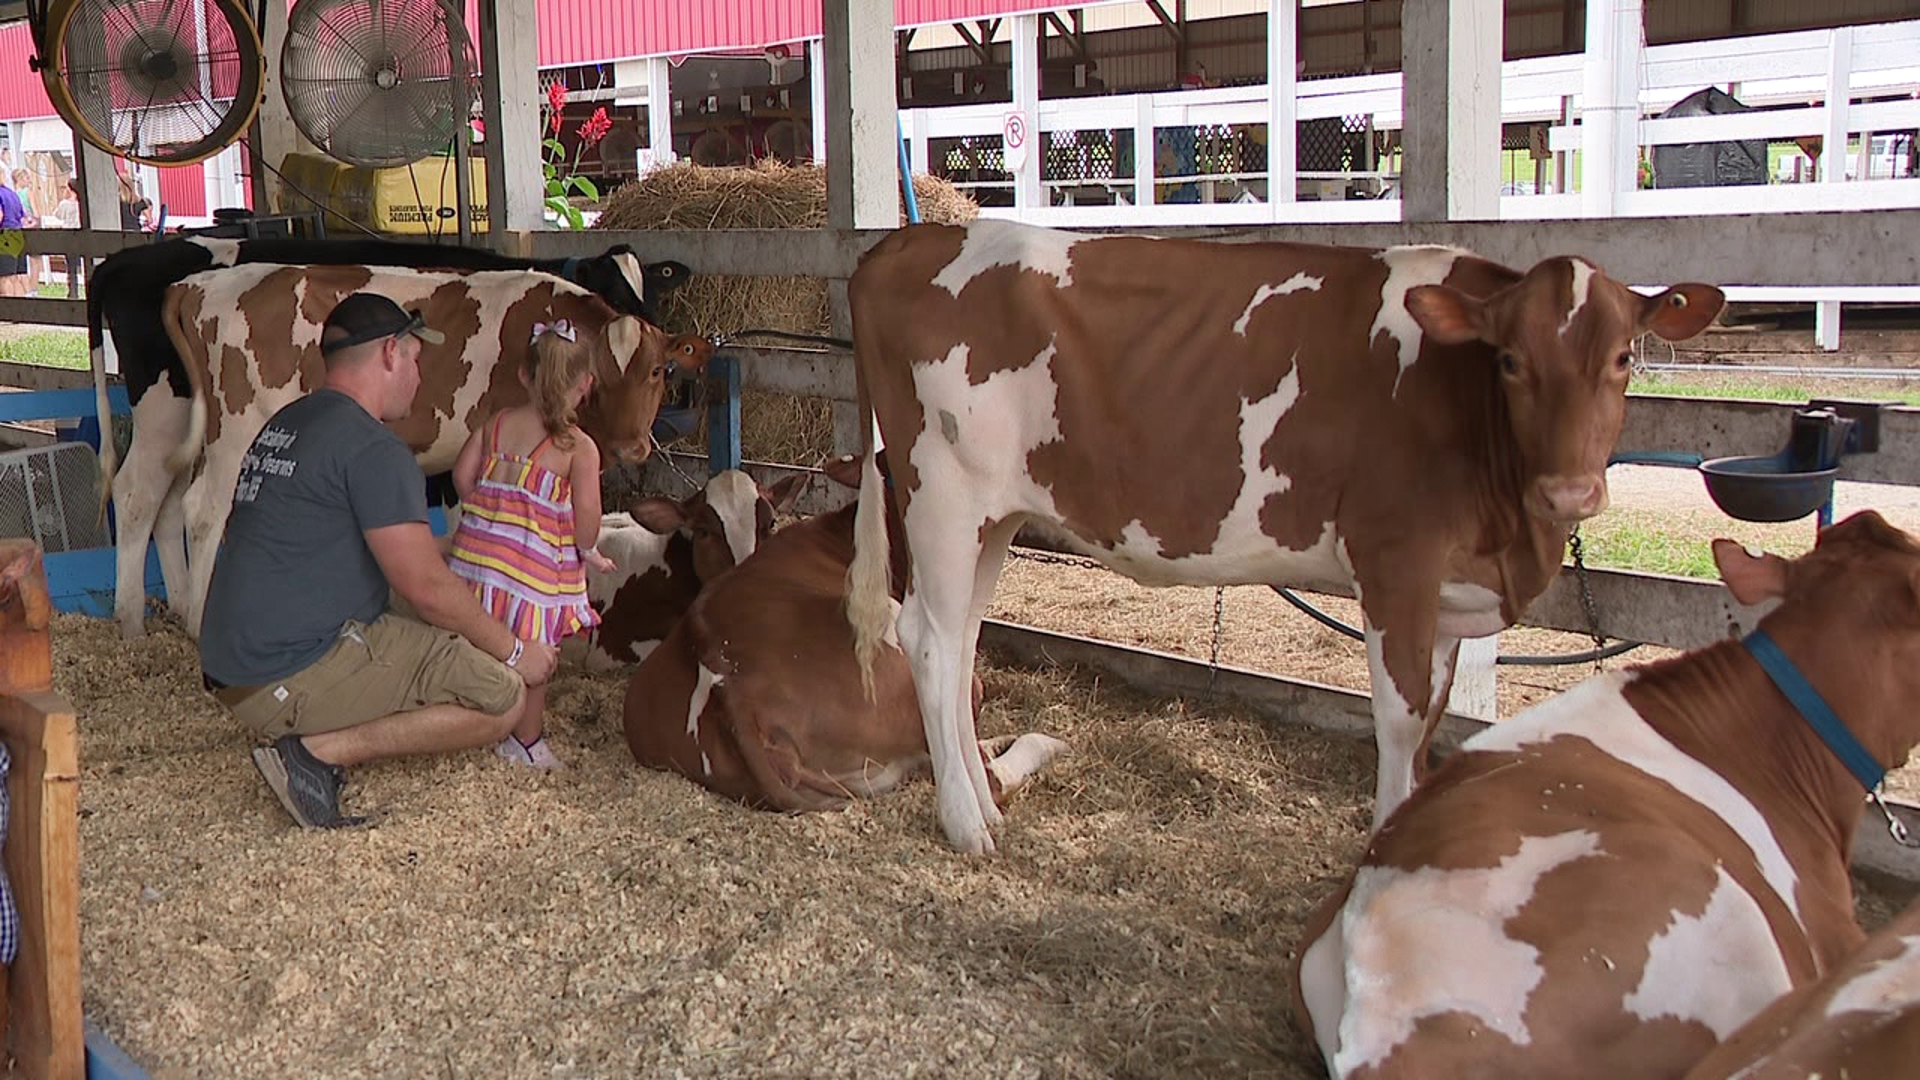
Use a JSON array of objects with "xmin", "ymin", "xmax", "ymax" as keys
[
  {"xmin": 1638, "ymin": 284, "xmax": 1725, "ymax": 342},
  {"xmin": 1713, "ymin": 539, "xmax": 1788, "ymax": 605},
  {"xmin": 1406, "ymin": 284, "xmax": 1489, "ymax": 346},
  {"xmin": 821, "ymin": 455, "xmax": 863, "ymax": 489},
  {"xmin": 605, "ymin": 316, "xmax": 645, "ymax": 372},
  {"xmin": 763, "ymin": 473, "xmax": 809, "ymax": 513},
  {"xmin": 629, "ymin": 496, "xmax": 688, "ymax": 534}
]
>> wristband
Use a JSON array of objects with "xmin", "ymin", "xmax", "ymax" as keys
[{"xmin": 506, "ymin": 638, "xmax": 524, "ymax": 668}]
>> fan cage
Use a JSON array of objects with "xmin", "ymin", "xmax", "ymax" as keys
[{"xmin": 281, "ymin": 0, "xmax": 481, "ymax": 169}]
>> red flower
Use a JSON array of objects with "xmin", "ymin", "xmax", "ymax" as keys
[
  {"xmin": 577, "ymin": 106, "xmax": 612, "ymax": 148},
  {"xmin": 546, "ymin": 80, "xmax": 568, "ymax": 135}
]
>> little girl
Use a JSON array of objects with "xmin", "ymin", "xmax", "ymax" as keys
[{"xmin": 447, "ymin": 319, "xmax": 617, "ymax": 769}]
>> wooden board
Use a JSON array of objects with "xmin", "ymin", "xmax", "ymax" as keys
[{"xmin": 0, "ymin": 542, "xmax": 83, "ymax": 1079}]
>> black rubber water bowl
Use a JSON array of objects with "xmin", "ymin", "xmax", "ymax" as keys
[{"xmin": 1698, "ymin": 453, "xmax": 1838, "ymax": 522}]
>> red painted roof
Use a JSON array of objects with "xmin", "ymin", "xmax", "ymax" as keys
[{"xmin": 3, "ymin": 2, "xmax": 1088, "ymax": 124}]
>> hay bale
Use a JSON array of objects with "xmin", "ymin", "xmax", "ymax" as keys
[{"xmin": 596, "ymin": 161, "xmax": 977, "ymax": 464}]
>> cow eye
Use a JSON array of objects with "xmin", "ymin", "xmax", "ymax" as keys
[
  {"xmin": 1498, "ymin": 351, "xmax": 1520, "ymax": 376},
  {"xmin": 1614, "ymin": 351, "xmax": 1634, "ymax": 373}
]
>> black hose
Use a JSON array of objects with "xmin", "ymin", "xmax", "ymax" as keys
[
  {"xmin": 1271, "ymin": 586, "xmax": 1644, "ymax": 668},
  {"xmin": 724, "ymin": 328, "xmax": 854, "ymax": 349}
]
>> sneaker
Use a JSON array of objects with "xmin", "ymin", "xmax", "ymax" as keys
[
  {"xmin": 495, "ymin": 735, "xmax": 565, "ymax": 771},
  {"xmin": 251, "ymin": 736, "xmax": 365, "ymax": 829}
]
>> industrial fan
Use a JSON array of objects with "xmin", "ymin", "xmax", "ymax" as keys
[
  {"xmin": 38, "ymin": 0, "xmax": 267, "ymax": 166},
  {"xmin": 280, "ymin": 0, "xmax": 479, "ymax": 168}
]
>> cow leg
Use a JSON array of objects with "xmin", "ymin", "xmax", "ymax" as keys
[
  {"xmin": 179, "ymin": 453, "xmax": 243, "ymax": 639},
  {"xmin": 980, "ymin": 732, "xmax": 1068, "ymax": 804},
  {"xmin": 110, "ymin": 392, "xmax": 191, "ymax": 638},
  {"xmin": 896, "ymin": 528, "xmax": 999, "ymax": 854},
  {"xmin": 956, "ymin": 516, "xmax": 1023, "ymax": 827},
  {"xmin": 152, "ymin": 470, "xmax": 191, "ymax": 626},
  {"xmin": 1361, "ymin": 601, "xmax": 1442, "ymax": 832},
  {"xmin": 1419, "ymin": 634, "xmax": 1464, "ymax": 779}
]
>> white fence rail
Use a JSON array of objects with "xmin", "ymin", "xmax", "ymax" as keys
[{"xmin": 900, "ymin": 18, "xmax": 1920, "ymax": 228}]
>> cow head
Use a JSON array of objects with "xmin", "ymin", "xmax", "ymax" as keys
[
  {"xmin": 629, "ymin": 470, "xmax": 807, "ymax": 583},
  {"xmin": 565, "ymin": 245, "xmax": 694, "ymax": 324},
  {"xmin": 1407, "ymin": 259, "xmax": 1723, "ymax": 523},
  {"xmin": 1713, "ymin": 510, "xmax": 1920, "ymax": 777},
  {"xmin": 580, "ymin": 320, "xmax": 715, "ymax": 465}
]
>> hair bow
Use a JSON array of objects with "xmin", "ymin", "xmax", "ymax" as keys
[{"xmin": 531, "ymin": 318, "xmax": 577, "ymax": 343}]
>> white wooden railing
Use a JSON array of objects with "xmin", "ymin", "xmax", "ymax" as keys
[{"xmin": 898, "ymin": 19, "xmax": 1920, "ymax": 228}]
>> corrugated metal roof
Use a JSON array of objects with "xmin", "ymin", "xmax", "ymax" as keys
[{"xmin": 0, "ymin": 22, "xmax": 55, "ymax": 122}]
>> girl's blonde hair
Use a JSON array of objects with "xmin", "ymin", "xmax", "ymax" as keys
[{"xmin": 524, "ymin": 323, "xmax": 594, "ymax": 450}]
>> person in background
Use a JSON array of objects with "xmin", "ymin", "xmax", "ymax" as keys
[{"xmin": 0, "ymin": 171, "xmax": 30, "ymax": 298}]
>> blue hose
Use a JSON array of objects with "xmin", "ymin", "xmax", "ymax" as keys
[{"xmin": 897, "ymin": 116, "xmax": 921, "ymax": 224}]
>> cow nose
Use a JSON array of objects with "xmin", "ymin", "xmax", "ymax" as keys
[{"xmin": 1533, "ymin": 475, "xmax": 1607, "ymax": 522}]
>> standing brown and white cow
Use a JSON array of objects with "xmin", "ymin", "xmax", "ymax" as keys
[
  {"xmin": 1293, "ymin": 512, "xmax": 1920, "ymax": 1079},
  {"xmin": 1684, "ymin": 894, "xmax": 1920, "ymax": 1080},
  {"xmin": 843, "ymin": 220, "xmax": 1723, "ymax": 853},
  {"xmin": 151, "ymin": 262, "xmax": 711, "ymax": 637},
  {"xmin": 625, "ymin": 455, "xmax": 1066, "ymax": 810}
]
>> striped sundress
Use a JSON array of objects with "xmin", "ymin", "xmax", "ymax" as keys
[{"xmin": 447, "ymin": 414, "xmax": 600, "ymax": 646}]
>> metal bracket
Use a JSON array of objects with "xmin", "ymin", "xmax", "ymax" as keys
[{"xmin": 1807, "ymin": 398, "xmax": 1883, "ymax": 454}]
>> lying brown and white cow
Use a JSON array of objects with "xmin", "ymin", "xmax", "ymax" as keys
[
  {"xmin": 1292, "ymin": 511, "xmax": 1920, "ymax": 1080},
  {"xmin": 562, "ymin": 470, "xmax": 806, "ymax": 671},
  {"xmin": 1684, "ymin": 893, "xmax": 1920, "ymax": 1080},
  {"xmin": 625, "ymin": 454, "xmax": 1066, "ymax": 811},
  {"xmin": 843, "ymin": 219, "xmax": 1724, "ymax": 852},
  {"xmin": 149, "ymin": 262, "xmax": 712, "ymax": 637}
]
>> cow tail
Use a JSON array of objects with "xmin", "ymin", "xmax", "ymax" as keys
[
  {"xmin": 160, "ymin": 289, "xmax": 207, "ymax": 476},
  {"xmin": 844, "ymin": 354, "xmax": 891, "ymax": 704},
  {"xmin": 90, "ymin": 282, "xmax": 117, "ymax": 525}
]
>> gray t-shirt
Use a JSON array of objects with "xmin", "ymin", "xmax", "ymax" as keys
[{"xmin": 199, "ymin": 389, "xmax": 428, "ymax": 685}]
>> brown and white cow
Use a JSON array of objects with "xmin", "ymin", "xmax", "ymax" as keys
[
  {"xmin": 1684, "ymin": 894, "xmax": 1920, "ymax": 1080},
  {"xmin": 842, "ymin": 219, "xmax": 1724, "ymax": 852},
  {"xmin": 561, "ymin": 470, "xmax": 807, "ymax": 672},
  {"xmin": 1292, "ymin": 511, "xmax": 1920, "ymax": 1080},
  {"xmin": 144, "ymin": 262, "xmax": 712, "ymax": 637},
  {"xmin": 624, "ymin": 454, "xmax": 1066, "ymax": 811}
]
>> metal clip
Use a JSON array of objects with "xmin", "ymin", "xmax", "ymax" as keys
[{"xmin": 1871, "ymin": 789, "xmax": 1920, "ymax": 849}]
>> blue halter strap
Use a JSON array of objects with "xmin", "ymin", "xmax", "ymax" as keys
[
  {"xmin": 1741, "ymin": 629, "xmax": 1919, "ymax": 849},
  {"xmin": 1742, "ymin": 629, "xmax": 1884, "ymax": 791}
]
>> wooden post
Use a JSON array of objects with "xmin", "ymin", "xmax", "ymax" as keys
[
  {"xmin": 480, "ymin": 0, "xmax": 544, "ymax": 243},
  {"xmin": 1267, "ymin": 0, "xmax": 1298, "ymax": 213},
  {"xmin": 0, "ymin": 540, "xmax": 84, "ymax": 1080},
  {"xmin": 822, "ymin": 0, "xmax": 901, "ymax": 230},
  {"xmin": 1582, "ymin": 0, "xmax": 1642, "ymax": 217},
  {"xmin": 1401, "ymin": 0, "xmax": 1503, "ymax": 222},
  {"xmin": 1816, "ymin": 27, "xmax": 1854, "ymax": 352}
]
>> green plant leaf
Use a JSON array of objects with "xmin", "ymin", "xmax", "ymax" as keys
[
  {"xmin": 574, "ymin": 177, "xmax": 600, "ymax": 201},
  {"xmin": 543, "ymin": 138, "xmax": 567, "ymax": 157},
  {"xmin": 564, "ymin": 205, "xmax": 585, "ymax": 230}
]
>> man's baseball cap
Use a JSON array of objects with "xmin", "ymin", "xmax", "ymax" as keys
[{"xmin": 319, "ymin": 293, "xmax": 446, "ymax": 356}]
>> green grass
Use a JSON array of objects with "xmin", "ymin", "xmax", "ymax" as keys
[
  {"xmin": 1575, "ymin": 508, "xmax": 1819, "ymax": 581},
  {"xmin": 1632, "ymin": 379, "xmax": 1920, "ymax": 406},
  {"xmin": 1, "ymin": 332, "xmax": 88, "ymax": 370},
  {"xmin": 1574, "ymin": 521, "xmax": 1723, "ymax": 579}
]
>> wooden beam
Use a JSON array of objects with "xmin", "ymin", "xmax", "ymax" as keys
[
  {"xmin": 1145, "ymin": 0, "xmax": 1184, "ymax": 44},
  {"xmin": 953, "ymin": 22, "xmax": 994, "ymax": 67}
]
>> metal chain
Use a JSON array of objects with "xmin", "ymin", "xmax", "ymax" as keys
[
  {"xmin": 1209, "ymin": 586, "xmax": 1226, "ymax": 691},
  {"xmin": 1006, "ymin": 546, "xmax": 1107, "ymax": 571},
  {"xmin": 1568, "ymin": 526, "xmax": 1608, "ymax": 670},
  {"xmin": 647, "ymin": 434, "xmax": 704, "ymax": 493}
]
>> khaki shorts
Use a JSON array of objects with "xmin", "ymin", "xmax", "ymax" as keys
[{"xmin": 221, "ymin": 612, "xmax": 523, "ymax": 739}]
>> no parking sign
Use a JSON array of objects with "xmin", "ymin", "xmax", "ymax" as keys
[{"xmin": 1003, "ymin": 110, "xmax": 1030, "ymax": 171}]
